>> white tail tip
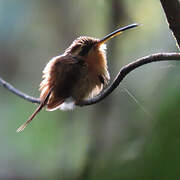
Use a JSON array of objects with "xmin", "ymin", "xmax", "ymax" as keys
[{"xmin": 16, "ymin": 124, "xmax": 27, "ymax": 133}]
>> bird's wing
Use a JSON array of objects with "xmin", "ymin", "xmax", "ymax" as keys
[{"xmin": 40, "ymin": 55, "xmax": 85, "ymax": 111}]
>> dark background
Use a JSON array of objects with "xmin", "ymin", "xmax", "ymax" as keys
[{"xmin": 0, "ymin": 0, "xmax": 179, "ymax": 179}]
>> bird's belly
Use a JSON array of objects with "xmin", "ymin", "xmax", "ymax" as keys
[
  {"xmin": 57, "ymin": 74, "xmax": 98, "ymax": 111},
  {"xmin": 72, "ymin": 73, "xmax": 101, "ymax": 102}
]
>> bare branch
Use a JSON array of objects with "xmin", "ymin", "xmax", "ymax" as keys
[
  {"xmin": 1, "ymin": 53, "xmax": 180, "ymax": 107},
  {"xmin": 160, "ymin": 0, "xmax": 180, "ymax": 48},
  {"xmin": 0, "ymin": 77, "xmax": 40, "ymax": 104},
  {"xmin": 78, "ymin": 53, "xmax": 180, "ymax": 106}
]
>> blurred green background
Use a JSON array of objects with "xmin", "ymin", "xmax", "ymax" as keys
[{"xmin": 0, "ymin": 0, "xmax": 179, "ymax": 179}]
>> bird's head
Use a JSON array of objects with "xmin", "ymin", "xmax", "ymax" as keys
[{"xmin": 65, "ymin": 23, "xmax": 139, "ymax": 58}]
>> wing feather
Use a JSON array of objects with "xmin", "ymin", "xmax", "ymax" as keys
[{"xmin": 39, "ymin": 55, "xmax": 81, "ymax": 111}]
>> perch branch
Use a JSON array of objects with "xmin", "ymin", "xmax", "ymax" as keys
[
  {"xmin": 78, "ymin": 53, "xmax": 180, "ymax": 105},
  {"xmin": 0, "ymin": 77, "xmax": 40, "ymax": 104},
  {"xmin": 160, "ymin": 0, "xmax": 180, "ymax": 48},
  {"xmin": 0, "ymin": 53, "xmax": 180, "ymax": 106}
]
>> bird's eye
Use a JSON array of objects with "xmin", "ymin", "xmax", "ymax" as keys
[
  {"xmin": 79, "ymin": 43, "xmax": 93, "ymax": 56},
  {"xmin": 71, "ymin": 44, "xmax": 82, "ymax": 55}
]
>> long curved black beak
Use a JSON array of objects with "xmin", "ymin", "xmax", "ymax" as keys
[{"xmin": 97, "ymin": 23, "xmax": 139, "ymax": 45}]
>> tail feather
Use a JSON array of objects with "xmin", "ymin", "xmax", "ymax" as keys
[
  {"xmin": 17, "ymin": 87, "xmax": 53, "ymax": 132},
  {"xmin": 16, "ymin": 103, "xmax": 44, "ymax": 132}
]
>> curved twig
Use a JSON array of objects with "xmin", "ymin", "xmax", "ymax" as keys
[
  {"xmin": 0, "ymin": 53, "xmax": 180, "ymax": 106},
  {"xmin": 0, "ymin": 77, "xmax": 40, "ymax": 104},
  {"xmin": 78, "ymin": 52, "xmax": 180, "ymax": 106}
]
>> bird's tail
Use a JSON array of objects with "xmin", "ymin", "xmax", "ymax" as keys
[{"xmin": 16, "ymin": 87, "xmax": 53, "ymax": 132}]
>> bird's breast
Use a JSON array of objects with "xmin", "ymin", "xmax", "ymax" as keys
[{"xmin": 72, "ymin": 48, "xmax": 110, "ymax": 101}]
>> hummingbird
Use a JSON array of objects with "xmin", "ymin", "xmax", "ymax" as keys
[{"xmin": 17, "ymin": 23, "xmax": 139, "ymax": 132}]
